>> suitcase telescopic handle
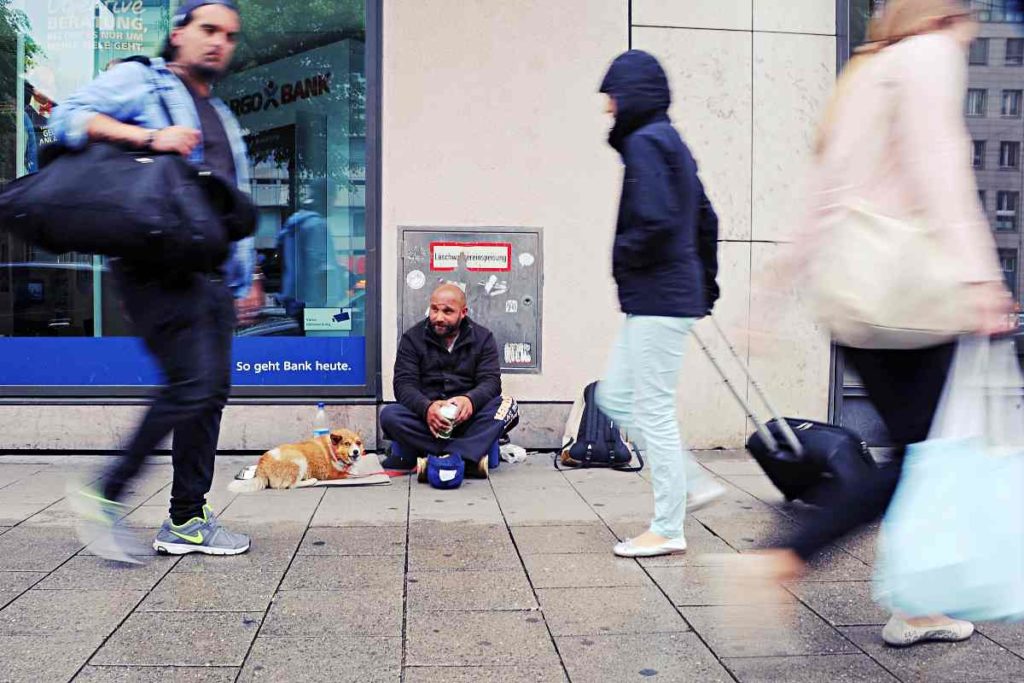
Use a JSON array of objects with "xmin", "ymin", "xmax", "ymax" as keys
[{"xmin": 692, "ymin": 317, "xmax": 804, "ymax": 457}]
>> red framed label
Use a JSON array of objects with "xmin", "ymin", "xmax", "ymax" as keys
[{"xmin": 429, "ymin": 242, "xmax": 512, "ymax": 272}]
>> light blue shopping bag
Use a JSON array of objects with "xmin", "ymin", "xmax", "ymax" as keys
[{"xmin": 874, "ymin": 338, "xmax": 1024, "ymax": 622}]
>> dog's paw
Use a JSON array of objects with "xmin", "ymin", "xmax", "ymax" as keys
[{"xmin": 295, "ymin": 478, "xmax": 320, "ymax": 488}]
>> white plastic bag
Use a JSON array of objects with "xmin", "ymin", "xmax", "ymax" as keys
[{"xmin": 874, "ymin": 336, "xmax": 1024, "ymax": 621}]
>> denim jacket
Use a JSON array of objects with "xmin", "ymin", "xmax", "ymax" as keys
[{"xmin": 49, "ymin": 58, "xmax": 254, "ymax": 298}]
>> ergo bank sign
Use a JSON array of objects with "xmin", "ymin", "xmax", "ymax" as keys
[{"xmin": 228, "ymin": 72, "xmax": 333, "ymax": 116}]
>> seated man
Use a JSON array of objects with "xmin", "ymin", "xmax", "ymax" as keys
[{"xmin": 381, "ymin": 283, "xmax": 518, "ymax": 477}]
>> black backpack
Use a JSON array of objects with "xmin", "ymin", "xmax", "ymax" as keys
[{"xmin": 556, "ymin": 382, "xmax": 643, "ymax": 471}]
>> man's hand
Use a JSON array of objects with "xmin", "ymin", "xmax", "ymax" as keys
[
  {"xmin": 426, "ymin": 401, "xmax": 451, "ymax": 436},
  {"xmin": 235, "ymin": 275, "xmax": 263, "ymax": 325},
  {"xmin": 150, "ymin": 126, "xmax": 201, "ymax": 156},
  {"xmin": 973, "ymin": 281, "xmax": 1016, "ymax": 336},
  {"xmin": 450, "ymin": 396, "xmax": 474, "ymax": 423}
]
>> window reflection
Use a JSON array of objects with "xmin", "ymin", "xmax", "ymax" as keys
[{"xmin": 0, "ymin": 0, "xmax": 368, "ymax": 344}]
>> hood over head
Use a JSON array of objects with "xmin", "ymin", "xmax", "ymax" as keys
[{"xmin": 599, "ymin": 50, "xmax": 671, "ymax": 151}]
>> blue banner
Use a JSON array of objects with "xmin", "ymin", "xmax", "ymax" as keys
[{"xmin": 0, "ymin": 337, "xmax": 367, "ymax": 387}]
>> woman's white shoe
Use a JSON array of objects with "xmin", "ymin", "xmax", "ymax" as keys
[
  {"xmin": 881, "ymin": 615, "xmax": 974, "ymax": 647},
  {"xmin": 613, "ymin": 536, "xmax": 687, "ymax": 558}
]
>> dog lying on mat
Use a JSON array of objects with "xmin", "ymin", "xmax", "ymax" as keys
[{"xmin": 228, "ymin": 428, "xmax": 364, "ymax": 492}]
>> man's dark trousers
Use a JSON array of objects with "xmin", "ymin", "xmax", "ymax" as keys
[
  {"xmin": 381, "ymin": 396, "xmax": 515, "ymax": 463},
  {"xmin": 102, "ymin": 264, "xmax": 235, "ymax": 523}
]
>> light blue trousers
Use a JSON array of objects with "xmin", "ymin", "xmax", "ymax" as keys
[{"xmin": 596, "ymin": 315, "xmax": 706, "ymax": 539}]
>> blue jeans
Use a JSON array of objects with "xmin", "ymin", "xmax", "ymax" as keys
[{"xmin": 596, "ymin": 315, "xmax": 706, "ymax": 539}]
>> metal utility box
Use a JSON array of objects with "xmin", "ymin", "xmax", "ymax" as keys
[{"xmin": 399, "ymin": 227, "xmax": 543, "ymax": 373}]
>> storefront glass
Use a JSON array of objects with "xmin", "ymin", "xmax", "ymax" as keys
[{"xmin": 0, "ymin": 0, "xmax": 375, "ymax": 394}]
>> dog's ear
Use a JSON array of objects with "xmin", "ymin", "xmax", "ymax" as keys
[{"xmin": 330, "ymin": 431, "xmax": 344, "ymax": 445}]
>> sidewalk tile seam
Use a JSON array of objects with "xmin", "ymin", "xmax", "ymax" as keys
[
  {"xmin": 79, "ymin": 664, "xmax": 241, "ymax": 669},
  {"xmin": 406, "ymin": 608, "xmax": 542, "ymax": 613},
  {"xmin": 226, "ymin": 485, "xmax": 327, "ymax": 676},
  {"xmin": 129, "ymin": 609, "xmax": 273, "ymax": 613},
  {"xmin": 489, "ymin": 471, "xmax": 575, "ymax": 681},
  {"xmin": 548, "ymin": 628, "xmax": 694, "ymax": 637}
]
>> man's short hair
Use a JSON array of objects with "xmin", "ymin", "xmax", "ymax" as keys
[
  {"xmin": 172, "ymin": 0, "xmax": 239, "ymax": 27},
  {"xmin": 160, "ymin": 0, "xmax": 240, "ymax": 62}
]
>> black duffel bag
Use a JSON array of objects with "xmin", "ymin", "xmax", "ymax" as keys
[{"xmin": 0, "ymin": 141, "xmax": 256, "ymax": 272}]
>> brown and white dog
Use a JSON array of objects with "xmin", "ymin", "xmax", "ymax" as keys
[{"xmin": 228, "ymin": 428, "xmax": 364, "ymax": 493}]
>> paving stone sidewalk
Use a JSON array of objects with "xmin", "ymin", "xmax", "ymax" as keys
[{"xmin": 1, "ymin": 450, "xmax": 1023, "ymax": 682}]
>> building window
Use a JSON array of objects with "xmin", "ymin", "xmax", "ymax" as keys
[
  {"xmin": 973, "ymin": 0, "xmax": 1024, "ymax": 23},
  {"xmin": 1000, "ymin": 141, "xmax": 1021, "ymax": 169},
  {"xmin": 966, "ymin": 89, "xmax": 988, "ymax": 117},
  {"xmin": 969, "ymin": 38, "xmax": 990, "ymax": 65},
  {"xmin": 1002, "ymin": 89, "xmax": 1023, "ymax": 118},
  {"xmin": 973, "ymin": 140, "xmax": 987, "ymax": 169},
  {"xmin": 999, "ymin": 249, "xmax": 1019, "ymax": 299},
  {"xmin": 997, "ymin": 191, "xmax": 1020, "ymax": 231},
  {"xmin": 979, "ymin": 190, "xmax": 987, "ymax": 209},
  {"xmin": 1007, "ymin": 38, "xmax": 1024, "ymax": 66}
]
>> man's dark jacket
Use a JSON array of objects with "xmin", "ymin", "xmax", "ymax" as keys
[
  {"xmin": 600, "ymin": 50, "xmax": 720, "ymax": 318},
  {"xmin": 393, "ymin": 317, "xmax": 501, "ymax": 418}
]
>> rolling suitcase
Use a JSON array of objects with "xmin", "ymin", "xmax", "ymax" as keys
[{"xmin": 693, "ymin": 317, "xmax": 876, "ymax": 504}]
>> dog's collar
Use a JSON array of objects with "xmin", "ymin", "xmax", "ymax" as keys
[{"xmin": 317, "ymin": 435, "xmax": 346, "ymax": 465}]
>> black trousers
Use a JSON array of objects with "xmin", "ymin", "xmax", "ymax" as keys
[
  {"xmin": 788, "ymin": 342, "xmax": 956, "ymax": 561},
  {"xmin": 380, "ymin": 396, "xmax": 516, "ymax": 463},
  {"xmin": 102, "ymin": 264, "xmax": 235, "ymax": 523}
]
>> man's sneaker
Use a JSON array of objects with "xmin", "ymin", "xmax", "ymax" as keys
[
  {"xmin": 380, "ymin": 447, "xmax": 418, "ymax": 473},
  {"xmin": 466, "ymin": 455, "xmax": 489, "ymax": 479},
  {"xmin": 153, "ymin": 504, "xmax": 250, "ymax": 556},
  {"xmin": 66, "ymin": 483, "xmax": 144, "ymax": 565}
]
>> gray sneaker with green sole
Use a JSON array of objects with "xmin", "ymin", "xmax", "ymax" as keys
[
  {"xmin": 153, "ymin": 504, "xmax": 251, "ymax": 556},
  {"xmin": 67, "ymin": 483, "xmax": 145, "ymax": 565}
]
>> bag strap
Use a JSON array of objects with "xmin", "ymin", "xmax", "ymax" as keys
[
  {"xmin": 582, "ymin": 383, "xmax": 600, "ymax": 464},
  {"xmin": 120, "ymin": 55, "xmax": 177, "ymax": 127},
  {"xmin": 614, "ymin": 443, "xmax": 645, "ymax": 472}
]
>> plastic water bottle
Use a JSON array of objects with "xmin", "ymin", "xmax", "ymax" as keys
[{"xmin": 313, "ymin": 402, "xmax": 330, "ymax": 438}]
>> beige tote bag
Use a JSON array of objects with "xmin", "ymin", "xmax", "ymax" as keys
[
  {"xmin": 806, "ymin": 55, "xmax": 977, "ymax": 349},
  {"xmin": 808, "ymin": 202, "xmax": 977, "ymax": 349}
]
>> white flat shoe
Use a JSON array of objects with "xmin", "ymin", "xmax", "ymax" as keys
[
  {"xmin": 613, "ymin": 536, "xmax": 687, "ymax": 558},
  {"xmin": 882, "ymin": 615, "xmax": 974, "ymax": 647}
]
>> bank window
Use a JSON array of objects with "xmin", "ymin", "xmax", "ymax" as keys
[
  {"xmin": 1000, "ymin": 141, "xmax": 1021, "ymax": 169},
  {"xmin": 970, "ymin": 38, "xmax": 990, "ymax": 65},
  {"xmin": 1007, "ymin": 39, "xmax": 1024, "ymax": 66},
  {"xmin": 973, "ymin": 140, "xmax": 987, "ymax": 169},
  {"xmin": 1002, "ymin": 90, "xmax": 1023, "ymax": 118},
  {"xmin": 997, "ymin": 191, "xmax": 1020, "ymax": 231},
  {"xmin": 1, "ymin": 0, "xmax": 374, "ymax": 392},
  {"xmin": 967, "ymin": 89, "xmax": 988, "ymax": 117}
]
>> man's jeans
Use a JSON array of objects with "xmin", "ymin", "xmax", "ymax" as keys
[
  {"xmin": 596, "ymin": 315, "xmax": 707, "ymax": 539},
  {"xmin": 381, "ymin": 396, "xmax": 518, "ymax": 464},
  {"xmin": 102, "ymin": 264, "xmax": 235, "ymax": 523}
]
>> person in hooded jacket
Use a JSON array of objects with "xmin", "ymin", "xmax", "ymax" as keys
[{"xmin": 594, "ymin": 50, "xmax": 725, "ymax": 558}]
